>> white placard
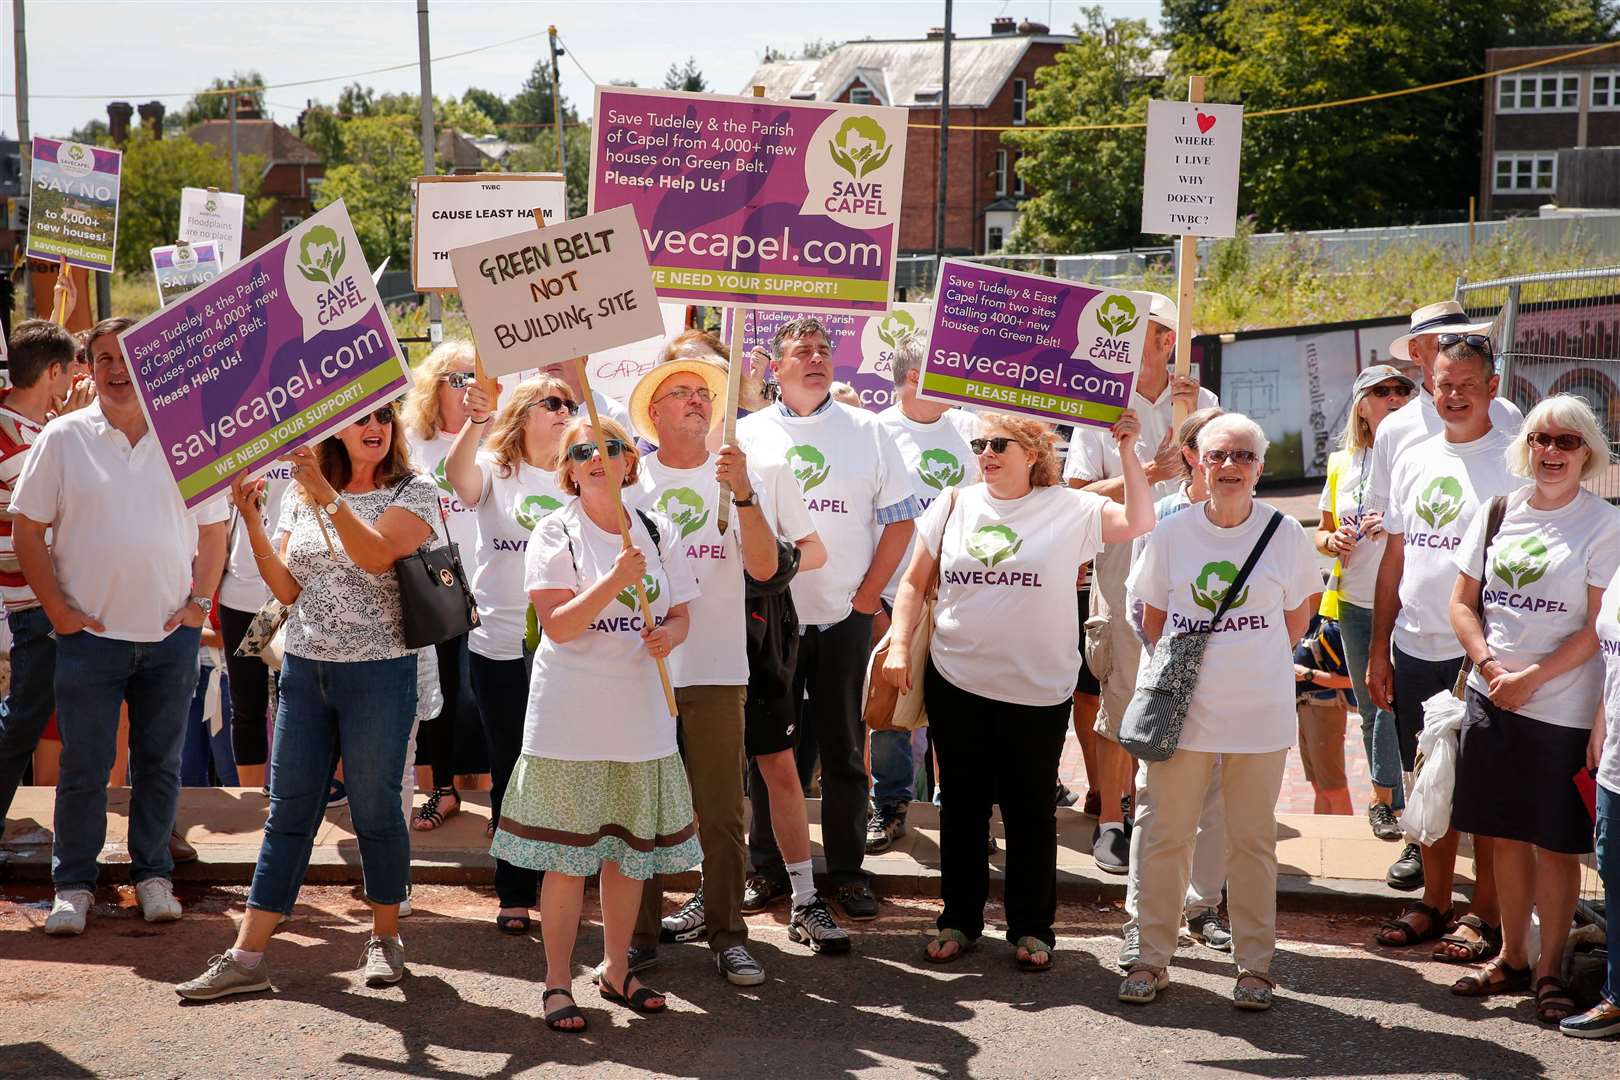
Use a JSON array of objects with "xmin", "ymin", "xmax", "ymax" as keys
[
  {"xmin": 587, "ymin": 303, "xmax": 692, "ymax": 403},
  {"xmin": 1141, "ymin": 100, "xmax": 1243, "ymax": 238},
  {"xmin": 179, "ymin": 187, "xmax": 245, "ymax": 266},
  {"xmin": 412, "ymin": 173, "xmax": 568, "ymax": 292}
]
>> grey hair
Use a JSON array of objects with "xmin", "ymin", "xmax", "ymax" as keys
[
  {"xmin": 1439, "ymin": 338, "xmax": 1496, "ymax": 377},
  {"xmin": 890, "ymin": 332, "xmax": 926, "ymax": 388},
  {"xmin": 1196, "ymin": 412, "xmax": 1270, "ymax": 458},
  {"xmin": 772, "ymin": 316, "xmax": 830, "ymax": 357},
  {"xmin": 1507, "ymin": 393, "xmax": 1610, "ymax": 480}
]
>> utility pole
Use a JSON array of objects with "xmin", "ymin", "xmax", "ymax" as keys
[
  {"xmin": 548, "ymin": 25, "xmax": 567, "ymax": 179},
  {"xmin": 417, "ymin": 0, "xmax": 442, "ymax": 340},
  {"xmin": 228, "ymin": 87, "xmax": 239, "ymax": 192},
  {"xmin": 933, "ymin": 0, "xmax": 952, "ymax": 267},
  {"xmin": 13, "ymin": 0, "xmax": 32, "ymax": 313}
]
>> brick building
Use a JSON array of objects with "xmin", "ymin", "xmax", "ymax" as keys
[
  {"xmin": 186, "ymin": 111, "xmax": 325, "ymax": 254},
  {"xmin": 744, "ymin": 16, "xmax": 1076, "ymax": 256},
  {"xmin": 1479, "ymin": 42, "xmax": 1620, "ymax": 217}
]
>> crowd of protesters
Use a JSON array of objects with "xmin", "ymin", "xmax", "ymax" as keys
[{"xmin": 0, "ymin": 294, "xmax": 1614, "ymax": 1040}]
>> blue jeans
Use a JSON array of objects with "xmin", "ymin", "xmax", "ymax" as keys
[
  {"xmin": 248, "ymin": 653, "xmax": 417, "ymax": 913},
  {"xmin": 870, "ymin": 728, "xmax": 915, "ymax": 813},
  {"xmin": 0, "ymin": 606, "xmax": 57, "ymax": 820},
  {"xmin": 181, "ymin": 662, "xmax": 238, "ymax": 787},
  {"xmin": 51, "ymin": 626, "xmax": 202, "ymax": 892},
  {"xmin": 1598, "ymin": 784, "xmax": 1618, "ymax": 1006},
  {"xmin": 1337, "ymin": 603, "xmax": 1404, "ymax": 811}
]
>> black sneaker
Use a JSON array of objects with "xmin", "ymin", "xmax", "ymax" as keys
[
  {"xmin": 659, "ymin": 887, "xmax": 706, "ymax": 944},
  {"xmin": 1082, "ymin": 789, "xmax": 1102, "ymax": 816},
  {"xmin": 741, "ymin": 874, "xmax": 789, "ymax": 914},
  {"xmin": 1386, "ymin": 842, "xmax": 1424, "ymax": 891},
  {"xmin": 593, "ymin": 944, "xmax": 659, "ymax": 983},
  {"xmin": 1368, "ymin": 801, "xmax": 1404, "ymax": 842},
  {"xmin": 788, "ymin": 898, "xmax": 852, "ymax": 954},
  {"xmin": 1092, "ymin": 825, "xmax": 1130, "ymax": 875},
  {"xmin": 1120, "ymin": 793, "xmax": 1134, "ymax": 830},
  {"xmin": 865, "ymin": 805, "xmax": 907, "ymax": 854},
  {"xmin": 833, "ymin": 881, "xmax": 881, "ymax": 921},
  {"xmin": 715, "ymin": 944, "xmax": 766, "ymax": 986},
  {"xmin": 1055, "ymin": 783, "xmax": 1080, "ymax": 808}
]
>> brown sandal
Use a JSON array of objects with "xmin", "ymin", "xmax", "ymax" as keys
[
  {"xmin": 1432, "ymin": 914, "xmax": 1501, "ymax": 964},
  {"xmin": 1535, "ymin": 976, "xmax": 1577, "ymax": 1024},
  {"xmin": 1374, "ymin": 902, "xmax": 1452, "ymax": 948},
  {"xmin": 1451, "ymin": 955, "xmax": 1533, "ymax": 997}
]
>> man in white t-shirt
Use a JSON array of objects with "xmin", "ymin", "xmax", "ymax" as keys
[
  {"xmin": 1366, "ymin": 339, "xmax": 1521, "ymax": 953},
  {"xmin": 736, "ymin": 317, "xmax": 918, "ymax": 921},
  {"xmin": 12, "ymin": 317, "xmax": 229, "ymax": 935},
  {"xmin": 1064, "ymin": 292, "xmax": 1217, "ymax": 874},
  {"xmin": 867, "ymin": 334, "xmax": 979, "ymax": 854}
]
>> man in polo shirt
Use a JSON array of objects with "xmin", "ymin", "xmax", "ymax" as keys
[
  {"xmin": 736, "ymin": 316, "xmax": 917, "ymax": 921},
  {"xmin": 12, "ymin": 316, "xmax": 229, "ymax": 935}
]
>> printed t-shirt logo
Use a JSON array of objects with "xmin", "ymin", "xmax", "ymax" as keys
[
  {"xmin": 966, "ymin": 525, "xmax": 1022, "ymax": 568},
  {"xmin": 432, "ymin": 457, "xmax": 454, "ymax": 495},
  {"xmin": 1414, "ymin": 476, "xmax": 1465, "ymax": 529},
  {"xmin": 1096, "ymin": 295, "xmax": 1141, "ymax": 337},
  {"xmin": 829, "ymin": 116, "xmax": 893, "ymax": 178},
  {"xmin": 296, "ymin": 225, "xmax": 346, "ymax": 285},
  {"xmin": 657, "ymin": 487, "xmax": 709, "ymax": 538},
  {"xmin": 1191, "ymin": 561, "xmax": 1249, "ymax": 614},
  {"xmin": 512, "ymin": 493, "xmax": 562, "ymax": 532},
  {"xmin": 918, "ymin": 449, "xmax": 964, "ymax": 490},
  {"xmin": 1492, "ymin": 534, "xmax": 1553, "ymax": 589},
  {"xmin": 615, "ymin": 574, "xmax": 662, "ymax": 610},
  {"xmin": 875, "ymin": 310, "xmax": 917, "ymax": 349},
  {"xmin": 786, "ymin": 445, "xmax": 830, "ymax": 493}
]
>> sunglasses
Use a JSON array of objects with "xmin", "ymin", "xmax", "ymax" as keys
[
  {"xmin": 1436, "ymin": 333, "xmax": 1491, "ymax": 351},
  {"xmin": 351, "ymin": 406, "xmax": 395, "ymax": 427},
  {"xmin": 653, "ymin": 386, "xmax": 716, "ymax": 405},
  {"xmin": 1202, "ymin": 449, "xmax": 1260, "ymax": 466},
  {"xmin": 529, "ymin": 395, "xmax": 579, "ymax": 415},
  {"xmin": 1366, "ymin": 384, "xmax": 1413, "ymax": 399},
  {"xmin": 1526, "ymin": 431, "xmax": 1586, "ymax": 452},
  {"xmin": 564, "ymin": 438, "xmax": 627, "ymax": 463},
  {"xmin": 443, "ymin": 371, "xmax": 476, "ymax": 389},
  {"xmin": 970, "ymin": 437, "xmax": 1016, "ymax": 455}
]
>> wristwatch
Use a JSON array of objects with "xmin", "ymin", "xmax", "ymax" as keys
[
  {"xmin": 734, "ymin": 492, "xmax": 757, "ymax": 508},
  {"xmin": 322, "ymin": 495, "xmax": 343, "ymax": 516},
  {"xmin": 189, "ymin": 595, "xmax": 214, "ymax": 617}
]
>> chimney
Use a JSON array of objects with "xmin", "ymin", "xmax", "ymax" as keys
[
  {"xmin": 234, "ymin": 93, "xmax": 263, "ymax": 121},
  {"xmin": 107, "ymin": 101, "xmax": 133, "ymax": 144},
  {"xmin": 926, "ymin": 26, "xmax": 948, "ymax": 40},
  {"xmin": 991, "ymin": 16, "xmax": 1016, "ymax": 35},
  {"xmin": 137, "ymin": 101, "xmax": 165, "ymax": 139},
  {"xmin": 1017, "ymin": 19, "xmax": 1050, "ymax": 35}
]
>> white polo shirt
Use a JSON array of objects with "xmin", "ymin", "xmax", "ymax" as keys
[{"xmin": 11, "ymin": 401, "xmax": 228, "ymax": 642}]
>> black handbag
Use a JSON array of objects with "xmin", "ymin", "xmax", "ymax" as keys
[{"xmin": 392, "ymin": 478, "xmax": 480, "ymax": 649}]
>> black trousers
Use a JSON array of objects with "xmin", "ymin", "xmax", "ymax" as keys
[
  {"xmin": 925, "ymin": 658, "xmax": 1070, "ymax": 948},
  {"xmin": 417, "ymin": 633, "xmax": 487, "ymax": 788},
  {"xmin": 220, "ymin": 604, "xmax": 271, "ymax": 768},
  {"xmin": 468, "ymin": 650, "xmax": 540, "ymax": 908},
  {"xmin": 748, "ymin": 610, "xmax": 872, "ymax": 885}
]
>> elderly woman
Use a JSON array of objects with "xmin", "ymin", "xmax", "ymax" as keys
[
  {"xmin": 491, "ymin": 416, "xmax": 702, "ymax": 1033},
  {"xmin": 1448, "ymin": 394, "xmax": 1620, "ymax": 1023},
  {"xmin": 444, "ymin": 375, "xmax": 577, "ymax": 933},
  {"xmin": 177, "ymin": 404, "xmax": 439, "ymax": 999},
  {"xmin": 402, "ymin": 339, "xmax": 486, "ymax": 831},
  {"xmin": 1122, "ymin": 413, "xmax": 1321, "ymax": 1011},
  {"xmin": 883, "ymin": 410, "xmax": 1152, "ymax": 972},
  {"xmin": 1317, "ymin": 365, "xmax": 1415, "ymax": 845}
]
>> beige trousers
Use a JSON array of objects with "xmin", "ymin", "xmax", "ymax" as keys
[{"xmin": 1135, "ymin": 747, "xmax": 1288, "ymax": 976}]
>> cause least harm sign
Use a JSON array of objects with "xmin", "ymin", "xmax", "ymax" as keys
[
  {"xmin": 448, "ymin": 203, "xmax": 665, "ymax": 378},
  {"xmin": 120, "ymin": 200, "xmax": 411, "ymax": 509},
  {"xmin": 589, "ymin": 86, "xmax": 906, "ymax": 313},
  {"xmin": 918, "ymin": 260, "xmax": 1150, "ymax": 429},
  {"xmin": 1140, "ymin": 100, "xmax": 1243, "ymax": 238},
  {"xmin": 724, "ymin": 303, "xmax": 931, "ymax": 413},
  {"xmin": 26, "ymin": 137, "xmax": 122, "ymax": 272},
  {"xmin": 412, "ymin": 173, "xmax": 567, "ymax": 291}
]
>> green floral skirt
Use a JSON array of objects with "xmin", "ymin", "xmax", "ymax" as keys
[{"xmin": 489, "ymin": 753, "xmax": 702, "ymax": 880}]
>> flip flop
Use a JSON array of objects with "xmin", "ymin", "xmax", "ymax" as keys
[
  {"xmin": 924, "ymin": 928, "xmax": 975, "ymax": 965},
  {"xmin": 1013, "ymin": 935, "xmax": 1053, "ymax": 973}
]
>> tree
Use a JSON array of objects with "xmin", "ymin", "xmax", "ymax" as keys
[
  {"xmin": 663, "ymin": 58, "xmax": 708, "ymax": 93},
  {"xmin": 298, "ymin": 105, "xmax": 346, "ymax": 166},
  {"xmin": 173, "ymin": 70, "xmax": 267, "ymax": 129},
  {"xmin": 462, "ymin": 87, "xmax": 510, "ymax": 126},
  {"xmin": 115, "ymin": 129, "xmax": 269, "ymax": 274},
  {"xmin": 68, "ymin": 118, "xmax": 108, "ymax": 144},
  {"xmin": 312, "ymin": 117, "xmax": 419, "ymax": 267},
  {"xmin": 508, "ymin": 57, "xmax": 575, "ymax": 140},
  {"xmin": 505, "ymin": 124, "xmax": 592, "ymax": 219},
  {"xmin": 764, "ymin": 38, "xmax": 840, "ymax": 62}
]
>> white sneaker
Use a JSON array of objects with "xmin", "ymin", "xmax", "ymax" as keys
[
  {"xmin": 135, "ymin": 877, "xmax": 182, "ymax": 923},
  {"xmin": 398, "ymin": 887, "xmax": 413, "ymax": 918},
  {"xmin": 45, "ymin": 890, "xmax": 93, "ymax": 935}
]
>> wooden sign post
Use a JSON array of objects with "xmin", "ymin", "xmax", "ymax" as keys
[
  {"xmin": 1173, "ymin": 75, "xmax": 1205, "ymax": 429},
  {"xmin": 715, "ymin": 82, "xmax": 767, "ymax": 537}
]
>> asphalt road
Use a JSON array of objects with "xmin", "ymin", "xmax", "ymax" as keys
[{"xmin": 1, "ymin": 884, "xmax": 1613, "ymax": 1079}]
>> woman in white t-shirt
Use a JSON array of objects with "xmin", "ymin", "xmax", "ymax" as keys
[
  {"xmin": 490, "ymin": 416, "xmax": 702, "ymax": 1034},
  {"xmin": 444, "ymin": 374, "xmax": 576, "ymax": 934},
  {"xmin": 1123, "ymin": 413, "xmax": 1322, "ymax": 1012},
  {"xmin": 1448, "ymin": 395, "xmax": 1620, "ymax": 1021},
  {"xmin": 883, "ymin": 409, "xmax": 1152, "ymax": 972}
]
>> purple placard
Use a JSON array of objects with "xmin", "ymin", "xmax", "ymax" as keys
[
  {"xmin": 26, "ymin": 136, "xmax": 123, "ymax": 272},
  {"xmin": 724, "ymin": 303, "xmax": 931, "ymax": 413},
  {"xmin": 589, "ymin": 86, "xmax": 906, "ymax": 313},
  {"xmin": 919, "ymin": 260, "xmax": 1150, "ymax": 429}
]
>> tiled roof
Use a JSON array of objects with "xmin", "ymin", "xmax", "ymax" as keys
[{"xmin": 186, "ymin": 119, "xmax": 322, "ymax": 164}]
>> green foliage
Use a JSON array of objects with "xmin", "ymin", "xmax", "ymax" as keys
[
  {"xmin": 312, "ymin": 117, "xmax": 419, "ymax": 268},
  {"xmin": 68, "ymin": 118, "xmax": 108, "ymax": 145},
  {"xmin": 663, "ymin": 58, "xmax": 708, "ymax": 93},
  {"xmin": 173, "ymin": 71, "xmax": 267, "ymax": 129},
  {"xmin": 765, "ymin": 38, "xmax": 840, "ymax": 62},
  {"xmin": 509, "ymin": 58, "xmax": 576, "ymax": 140},
  {"xmin": 504, "ymin": 124, "xmax": 593, "ymax": 219},
  {"xmin": 463, "ymin": 87, "xmax": 510, "ymax": 126},
  {"xmin": 114, "ymin": 129, "xmax": 270, "ymax": 275}
]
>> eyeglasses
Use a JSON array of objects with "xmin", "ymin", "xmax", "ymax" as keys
[
  {"xmin": 529, "ymin": 395, "xmax": 578, "ymax": 415},
  {"xmin": 1526, "ymin": 431, "xmax": 1586, "ymax": 452},
  {"xmin": 970, "ymin": 437, "xmax": 1016, "ymax": 455},
  {"xmin": 653, "ymin": 386, "xmax": 716, "ymax": 405},
  {"xmin": 1366, "ymin": 384, "xmax": 1413, "ymax": 399},
  {"xmin": 1201, "ymin": 449, "xmax": 1260, "ymax": 466},
  {"xmin": 443, "ymin": 371, "xmax": 476, "ymax": 389},
  {"xmin": 564, "ymin": 438, "xmax": 627, "ymax": 463},
  {"xmin": 1436, "ymin": 333, "xmax": 1491, "ymax": 351},
  {"xmin": 352, "ymin": 406, "xmax": 395, "ymax": 427}
]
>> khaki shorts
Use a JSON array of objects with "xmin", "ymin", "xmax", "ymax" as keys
[
  {"xmin": 1296, "ymin": 699, "xmax": 1349, "ymax": 791},
  {"xmin": 1087, "ymin": 541, "xmax": 1141, "ymax": 742}
]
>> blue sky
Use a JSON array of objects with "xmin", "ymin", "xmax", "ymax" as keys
[{"xmin": 3, "ymin": 1, "xmax": 1160, "ymax": 140}]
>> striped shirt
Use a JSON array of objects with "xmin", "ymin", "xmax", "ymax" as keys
[{"xmin": 0, "ymin": 393, "xmax": 48, "ymax": 612}]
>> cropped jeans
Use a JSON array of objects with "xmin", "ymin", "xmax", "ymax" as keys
[{"xmin": 1337, "ymin": 602, "xmax": 1404, "ymax": 810}]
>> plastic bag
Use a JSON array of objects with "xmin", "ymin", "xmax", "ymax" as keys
[{"xmin": 1402, "ymin": 690, "xmax": 1465, "ymax": 846}]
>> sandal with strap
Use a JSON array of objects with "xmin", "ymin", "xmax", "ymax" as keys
[
  {"xmin": 495, "ymin": 912, "xmax": 531, "ymax": 935},
  {"xmin": 1451, "ymin": 955, "xmax": 1533, "ymax": 997},
  {"xmin": 600, "ymin": 972, "xmax": 666, "ymax": 1013},
  {"xmin": 542, "ymin": 987, "xmax": 586, "ymax": 1033},
  {"xmin": 1013, "ymin": 935, "xmax": 1054, "ymax": 973},
  {"xmin": 925, "ymin": 928, "xmax": 975, "ymax": 965},
  {"xmin": 1234, "ymin": 972, "xmax": 1276, "ymax": 1011},
  {"xmin": 1535, "ymin": 976, "xmax": 1578, "ymax": 1024},
  {"xmin": 411, "ymin": 787, "xmax": 460, "ymax": 832},
  {"xmin": 1374, "ymin": 901, "xmax": 1453, "ymax": 948},
  {"xmin": 1118, "ymin": 965, "xmax": 1169, "ymax": 1004},
  {"xmin": 1432, "ymin": 914, "xmax": 1501, "ymax": 964}
]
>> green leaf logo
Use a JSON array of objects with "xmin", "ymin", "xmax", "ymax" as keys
[
  {"xmin": 205, "ymin": 196, "xmax": 218, "ymax": 213},
  {"xmin": 1492, "ymin": 534, "xmax": 1553, "ymax": 590},
  {"xmin": 786, "ymin": 444, "xmax": 831, "ymax": 493},
  {"xmin": 432, "ymin": 457, "xmax": 453, "ymax": 495},
  {"xmin": 657, "ymin": 487, "xmax": 709, "ymax": 539},
  {"xmin": 615, "ymin": 573, "xmax": 661, "ymax": 610},
  {"xmin": 1414, "ymin": 476, "xmax": 1465, "ymax": 530},
  {"xmin": 965, "ymin": 525, "xmax": 1023, "ymax": 568},
  {"xmin": 875, "ymin": 310, "xmax": 917, "ymax": 349},
  {"xmin": 512, "ymin": 493, "xmax": 562, "ymax": 532},
  {"xmin": 296, "ymin": 224, "xmax": 346, "ymax": 285},
  {"xmin": 918, "ymin": 449, "xmax": 964, "ymax": 491},
  {"xmin": 1191, "ymin": 561, "xmax": 1249, "ymax": 614},
  {"xmin": 828, "ymin": 116, "xmax": 892, "ymax": 178},
  {"xmin": 1096, "ymin": 295, "xmax": 1141, "ymax": 338}
]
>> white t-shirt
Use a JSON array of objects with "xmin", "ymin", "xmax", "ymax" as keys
[
  {"xmin": 10, "ymin": 402, "xmax": 229, "ymax": 642},
  {"xmin": 467, "ymin": 452, "xmax": 568, "ymax": 661},
  {"xmin": 220, "ymin": 467, "xmax": 293, "ymax": 613},
  {"xmin": 1454, "ymin": 486, "xmax": 1620, "ymax": 729},
  {"xmin": 736, "ymin": 401, "xmax": 914, "ymax": 626},
  {"xmin": 522, "ymin": 501, "xmax": 700, "ymax": 762},
  {"xmin": 876, "ymin": 405, "xmax": 980, "ymax": 601},
  {"xmin": 407, "ymin": 429, "xmax": 480, "ymax": 557},
  {"xmin": 1317, "ymin": 448, "xmax": 1386, "ymax": 608},
  {"xmin": 918, "ymin": 483, "xmax": 1106, "ymax": 706},
  {"xmin": 1062, "ymin": 379, "xmax": 1221, "ymax": 501},
  {"xmin": 632, "ymin": 452, "xmax": 815, "ymax": 687},
  {"xmin": 1365, "ymin": 389, "xmax": 1523, "ymax": 510},
  {"xmin": 1595, "ymin": 572, "xmax": 1620, "ymax": 796},
  {"xmin": 1384, "ymin": 428, "xmax": 1524, "ymax": 661},
  {"xmin": 1126, "ymin": 501, "xmax": 1322, "ymax": 753}
]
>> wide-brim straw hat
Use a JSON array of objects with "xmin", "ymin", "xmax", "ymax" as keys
[
  {"xmin": 628, "ymin": 358, "xmax": 730, "ymax": 444},
  {"xmin": 1389, "ymin": 300, "xmax": 1495, "ymax": 362}
]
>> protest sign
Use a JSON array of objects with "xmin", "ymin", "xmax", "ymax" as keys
[
  {"xmin": 25, "ymin": 137, "xmax": 121, "ymax": 272},
  {"xmin": 448, "ymin": 203, "xmax": 664, "ymax": 378},
  {"xmin": 724, "ymin": 303, "xmax": 930, "ymax": 412},
  {"xmin": 179, "ymin": 187, "xmax": 246, "ymax": 266},
  {"xmin": 151, "ymin": 241, "xmax": 224, "ymax": 306},
  {"xmin": 587, "ymin": 302, "xmax": 692, "ymax": 402},
  {"xmin": 1141, "ymin": 99, "xmax": 1244, "ymax": 238},
  {"xmin": 918, "ymin": 259, "xmax": 1151, "ymax": 429},
  {"xmin": 413, "ymin": 173, "xmax": 567, "ymax": 291},
  {"xmin": 120, "ymin": 200, "xmax": 411, "ymax": 509},
  {"xmin": 589, "ymin": 86, "xmax": 905, "ymax": 313}
]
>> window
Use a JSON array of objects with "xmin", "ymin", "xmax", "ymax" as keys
[
  {"xmin": 1011, "ymin": 78, "xmax": 1027, "ymax": 125},
  {"xmin": 1496, "ymin": 72, "xmax": 1580, "ymax": 113},
  {"xmin": 987, "ymin": 226, "xmax": 1004, "ymax": 251},
  {"xmin": 1594, "ymin": 70, "xmax": 1620, "ymax": 110},
  {"xmin": 994, "ymin": 149, "xmax": 1008, "ymax": 197},
  {"xmin": 849, "ymin": 84, "xmax": 873, "ymax": 106},
  {"xmin": 1492, "ymin": 152, "xmax": 1557, "ymax": 194},
  {"xmin": 1012, "ymin": 154, "xmax": 1025, "ymax": 197},
  {"xmin": 281, "ymin": 214, "xmax": 305, "ymax": 233}
]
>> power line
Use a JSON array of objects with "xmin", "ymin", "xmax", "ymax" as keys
[{"xmin": 552, "ymin": 32, "xmax": 597, "ymax": 88}]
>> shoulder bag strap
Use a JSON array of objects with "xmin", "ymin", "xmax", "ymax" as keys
[
  {"xmin": 924, "ymin": 487, "xmax": 960, "ymax": 598},
  {"xmin": 1210, "ymin": 510, "xmax": 1285, "ymax": 624},
  {"xmin": 1472, "ymin": 494, "xmax": 1509, "ymax": 615}
]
